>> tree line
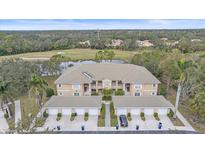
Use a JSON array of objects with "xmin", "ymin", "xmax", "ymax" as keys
[{"xmin": 1, "ymin": 29, "xmax": 205, "ymax": 55}]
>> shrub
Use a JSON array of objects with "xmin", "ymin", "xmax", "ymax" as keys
[
  {"xmin": 4, "ymin": 113, "xmax": 9, "ymax": 119},
  {"xmin": 102, "ymin": 89, "xmax": 113, "ymax": 96},
  {"xmin": 127, "ymin": 112, "xmax": 132, "ymax": 121},
  {"xmin": 159, "ymin": 84, "xmax": 167, "ymax": 96},
  {"xmin": 153, "ymin": 112, "xmax": 160, "ymax": 121},
  {"xmin": 46, "ymin": 88, "xmax": 55, "ymax": 97},
  {"xmin": 115, "ymin": 89, "xmax": 125, "ymax": 96},
  {"xmin": 56, "ymin": 113, "xmax": 62, "ymax": 121},
  {"xmin": 84, "ymin": 112, "xmax": 89, "ymax": 121},
  {"xmin": 91, "ymin": 92, "xmax": 99, "ymax": 96},
  {"xmin": 70, "ymin": 112, "xmax": 77, "ymax": 121},
  {"xmin": 57, "ymin": 113, "xmax": 62, "ymax": 117},
  {"xmin": 102, "ymin": 95, "xmax": 112, "ymax": 101},
  {"xmin": 43, "ymin": 110, "xmax": 49, "ymax": 118},
  {"xmin": 35, "ymin": 117, "xmax": 46, "ymax": 127},
  {"xmin": 167, "ymin": 109, "xmax": 174, "ymax": 118},
  {"xmin": 140, "ymin": 112, "xmax": 145, "ymax": 121}
]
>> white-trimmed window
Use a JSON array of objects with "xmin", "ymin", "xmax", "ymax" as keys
[
  {"xmin": 135, "ymin": 84, "xmax": 142, "ymax": 89},
  {"xmin": 58, "ymin": 92, "xmax": 63, "ymax": 96},
  {"xmin": 58, "ymin": 84, "xmax": 62, "ymax": 88},
  {"xmin": 73, "ymin": 92, "xmax": 80, "ymax": 96},
  {"xmin": 151, "ymin": 92, "xmax": 156, "ymax": 96},
  {"xmin": 72, "ymin": 84, "xmax": 81, "ymax": 90},
  {"xmin": 152, "ymin": 84, "xmax": 156, "ymax": 87},
  {"xmin": 135, "ymin": 92, "xmax": 141, "ymax": 96}
]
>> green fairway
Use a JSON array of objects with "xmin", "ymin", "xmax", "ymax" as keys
[{"xmin": 0, "ymin": 48, "xmax": 138, "ymax": 62}]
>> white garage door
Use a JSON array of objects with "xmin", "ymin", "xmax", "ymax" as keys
[
  {"xmin": 89, "ymin": 109, "xmax": 98, "ymax": 115},
  {"xmin": 131, "ymin": 108, "xmax": 140, "ymax": 115},
  {"xmin": 48, "ymin": 108, "xmax": 58, "ymax": 115},
  {"xmin": 62, "ymin": 109, "xmax": 71, "ymax": 115},
  {"xmin": 158, "ymin": 109, "xmax": 168, "ymax": 115},
  {"xmin": 117, "ymin": 109, "xmax": 127, "ymax": 115},
  {"xmin": 75, "ymin": 109, "xmax": 85, "ymax": 115},
  {"xmin": 144, "ymin": 109, "xmax": 154, "ymax": 115}
]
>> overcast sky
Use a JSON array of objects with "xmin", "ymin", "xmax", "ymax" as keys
[{"xmin": 0, "ymin": 19, "xmax": 205, "ymax": 30}]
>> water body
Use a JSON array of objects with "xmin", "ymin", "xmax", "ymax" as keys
[
  {"xmin": 60, "ymin": 60, "xmax": 124, "ymax": 71},
  {"xmin": 39, "ymin": 60, "xmax": 125, "ymax": 76}
]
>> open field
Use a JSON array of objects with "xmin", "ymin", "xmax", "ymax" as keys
[{"xmin": 0, "ymin": 48, "xmax": 138, "ymax": 62}]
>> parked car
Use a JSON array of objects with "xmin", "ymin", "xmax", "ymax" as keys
[{"xmin": 119, "ymin": 115, "xmax": 128, "ymax": 127}]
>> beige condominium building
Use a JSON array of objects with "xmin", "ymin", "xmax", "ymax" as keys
[
  {"xmin": 55, "ymin": 63, "xmax": 160, "ymax": 97},
  {"xmin": 45, "ymin": 63, "xmax": 174, "ymax": 116}
]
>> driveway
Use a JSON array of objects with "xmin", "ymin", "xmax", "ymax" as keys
[
  {"xmin": 0, "ymin": 110, "xmax": 9, "ymax": 133},
  {"xmin": 117, "ymin": 115, "xmax": 175, "ymax": 131},
  {"xmin": 40, "ymin": 115, "xmax": 98, "ymax": 131}
]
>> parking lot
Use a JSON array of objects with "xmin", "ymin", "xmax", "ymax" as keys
[
  {"xmin": 117, "ymin": 115, "xmax": 175, "ymax": 131},
  {"xmin": 41, "ymin": 115, "xmax": 98, "ymax": 131}
]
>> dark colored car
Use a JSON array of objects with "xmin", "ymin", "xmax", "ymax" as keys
[{"xmin": 119, "ymin": 115, "xmax": 128, "ymax": 127}]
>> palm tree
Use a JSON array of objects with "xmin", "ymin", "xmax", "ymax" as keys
[
  {"xmin": 29, "ymin": 75, "xmax": 48, "ymax": 108},
  {"xmin": 0, "ymin": 80, "xmax": 12, "ymax": 117},
  {"xmin": 174, "ymin": 59, "xmax": 189, "ymax": 118}
]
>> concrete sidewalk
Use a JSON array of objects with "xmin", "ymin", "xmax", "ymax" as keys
[
  {"xmin": 0, "ymin": 110, "xmax": 9, "ymax": 133},
  {"xmin": 105, "ymin": 102, "xmax": 110, "ymax": 127}
]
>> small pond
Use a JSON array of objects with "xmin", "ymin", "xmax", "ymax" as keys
[{"xmin": 38, "ymin": 60, "xmax": 125, "ymax": 76}]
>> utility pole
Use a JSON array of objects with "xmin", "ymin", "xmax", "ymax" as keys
[{"xmin": 174, "ymin": 83, "xmax": 181, "ymax": 118}]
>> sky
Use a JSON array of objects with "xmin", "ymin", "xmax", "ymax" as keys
[{"xmin": 0, "ymin": 19, "xmax": 205, "ymax": 30}]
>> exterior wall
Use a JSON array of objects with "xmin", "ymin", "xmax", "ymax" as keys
[
  {"xmin": 130, "ymin": 84, "xmax": 158, "ymax": 96},
  {"xmin": 56, "ymin": 84, "xmax": 84, "ymax": 96},
  {"xmin": 56, "ymin": 83, "xmax": 158, "ymax": 96}
]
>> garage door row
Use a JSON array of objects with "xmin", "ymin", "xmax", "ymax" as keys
[
  {"xmin": 48, "ymin": 108, "xmax": 99, "ymax": 116},
  {"xmin": 116, "ymin": 108, "xmax": 170, "ymax": 115}
]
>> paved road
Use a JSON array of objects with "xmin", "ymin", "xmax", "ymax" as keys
[
  {"xmin": 34, "ymin": 130, "xmax": 199, "ymax": 134},
  {"xmin": 105, "ymin": 102, "xmax": 110, "ymax": 127}
]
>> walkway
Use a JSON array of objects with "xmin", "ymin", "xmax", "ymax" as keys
[
  {"xmin": 175, "ymin": 111, "xmax": 195, "ymax": 131},
  {"xmin": 105, "ymin": 102, "xmax": 110, "ymax": 127},
  {"xmin": 15, "ymin": 100, "xmax": 21, "ymax": 127},
  {"xmin": 0, "ymin": 110, "xmax": 9, "ymax": 133}
]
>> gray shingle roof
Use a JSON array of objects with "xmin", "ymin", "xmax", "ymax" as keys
[
  {"xmin": 55, "ymin": 63, "xmax": 161, "ymax": 84},
  {"xmin": 113, "ymin": 96, "xmax": 174, "ymax": 108},
  {"xmin": 45, "ymin": 96, "xmax": 102, "ymax": 108}
]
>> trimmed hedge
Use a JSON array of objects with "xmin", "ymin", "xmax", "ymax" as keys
[
  {"xmin": 167, "ymin": 109, "xmax": 174, "ymax": 118},
  {"xmin": 84, "ymin": 112, "xmax": 89, "ymax": 121},
  {"xmin": 56, "ymin": 113, "xmax": 62, "ymax": 121},
  {"xmin": 127, "ymin": 112, "xmax": 132, "ymax": 121},
  {"xmin": 102, "ymin": 95, "xmax": 112, "ymax": 101},
  {"xmin": 140, "ymin": 112, "xmax": 145, "ymax": 121},
  {"xmin": 153, "ymin": 112, "xmax": 160, "ymax": 121},
  {"xmin": 43, "ymin": 110, "xmax": 49, "ymax": 118},
  {"xmin": 115, "ymin": 89, "xmax": 125, "ymax": 96}
]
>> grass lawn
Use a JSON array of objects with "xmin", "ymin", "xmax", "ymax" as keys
[
  {"xmin": 98, "ymin": 104, "xmax": 105, "ymax": 127},
  {"xmin": 20, "ymin": 95, "xmax": 48, "ymax": 129},
  {"xmin": 110, "ymin": 102, "xmax": 118, "ymax": 127},
  {"xmin": 0, "ymin": 48, "xmax": 138, "ymax": 63},
  {"xmin": 169, "ymin": 116, "xmax": 185, "ymax": 126},
  {"xmin": 166, "ymin": 89, "xmax": 205, "ymax": 133}
]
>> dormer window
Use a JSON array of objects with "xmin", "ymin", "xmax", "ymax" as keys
[
  {"xmin": 152, "ymin": 84, "xmax": 156, "ymax": 87},
  {"xmin": 58, "ymin": 84, "xmax": 62, "ymax": 88}
]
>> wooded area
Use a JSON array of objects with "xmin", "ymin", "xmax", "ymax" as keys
[{"xmin": 1, "ymin": 29, "xmax": 205, "ymax": 55}]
